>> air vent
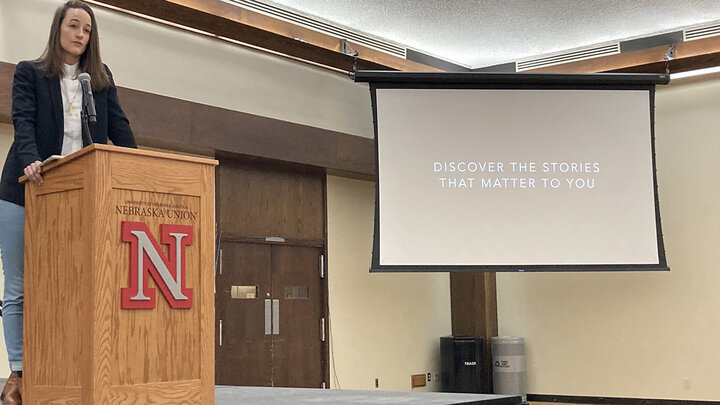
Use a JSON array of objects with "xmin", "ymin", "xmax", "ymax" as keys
[
  {"xmin": 684, "ymin": 23, "xmax": 720, "ymax": 41},
  {"xmin": 516, "ymin": 43, "xmax": 620, "ymax": 71},
  {"xmin": 224, "ymin": 0, "xmax": 406, "ymax": 57}
]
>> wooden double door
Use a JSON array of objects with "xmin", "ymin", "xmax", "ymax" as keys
[
  {"xmin": 216, "ymin": 241, "xmax": 325, "ymax": 387},
  {"xmin": 215, "ymin": 158, "xmax": 327, "ymax": 388}
]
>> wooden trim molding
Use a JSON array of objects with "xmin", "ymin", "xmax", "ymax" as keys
[
  {"xmin": 91, "ymin": 0, "xmax": 441, "ymax": 73},
  {"xmin": 0, "ymin": 61, "xmax": 376, "ymax": 176}
]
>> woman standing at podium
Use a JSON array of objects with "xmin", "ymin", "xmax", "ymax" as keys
[{"xmin": 0, "ymin": 1, "xmax": 137, "ymax": 402}]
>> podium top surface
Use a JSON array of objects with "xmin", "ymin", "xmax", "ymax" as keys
[{"xmin": 20, "ymin": 144, "xmax": 218, "ymax": 183}]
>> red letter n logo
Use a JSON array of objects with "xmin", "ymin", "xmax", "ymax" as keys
[{"xmin": 121, "ymin": 222, "xmax": 194, "ymax": 309}]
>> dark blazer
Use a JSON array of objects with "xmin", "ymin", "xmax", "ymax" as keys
[{"xmin": 0, "ymin": 61, "xmax": 137, "ymax": 206}]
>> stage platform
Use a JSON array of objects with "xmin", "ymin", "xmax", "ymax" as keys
[
  {"xmin": 0, "ymin": 379, "xmax": 520, "ymax": 404},
  {"xmin": 216, "ymin": 386, "xmax": 522, "ymax": 405}
]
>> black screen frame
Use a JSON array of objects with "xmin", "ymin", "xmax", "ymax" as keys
[{"xmin": 355, "ymin": 71, "xmax": 670, "ymax": 273}]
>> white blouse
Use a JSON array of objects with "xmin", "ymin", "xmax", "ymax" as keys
[{"xmin": 60, "ymin": 63, "xmax": 83, "ymax": 156}]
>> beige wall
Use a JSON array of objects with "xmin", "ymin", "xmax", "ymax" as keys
[
  {"xmin": 326, "ymin": 175, "xmax": 452, "ymax": 391},
  {"xmin": 496, "ymin": 74, "xmax": 720, "ymax": 401}
]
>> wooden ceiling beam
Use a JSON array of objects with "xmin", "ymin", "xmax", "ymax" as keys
[{"xmin": 91, "ymin": 0, "xmax": 441, "ymax": 73}]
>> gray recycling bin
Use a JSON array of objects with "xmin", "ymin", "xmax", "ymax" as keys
[{"xmin": 491, "ymin": 336, "xmax": 526, "ymax": 402}]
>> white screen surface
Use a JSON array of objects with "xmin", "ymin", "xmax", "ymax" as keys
[{"xmin": 376, "ymin": 88, "xmax": 661, "ymax": 268}]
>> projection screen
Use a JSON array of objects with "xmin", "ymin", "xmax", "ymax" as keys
[{"xmin": 355, "ymin": 72, "xmax": 669, "ymax": 272}]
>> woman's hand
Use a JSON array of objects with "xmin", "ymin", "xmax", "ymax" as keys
[{"xmin": 24, "ymin": 161, "xmax": 43, "ymax": 185}]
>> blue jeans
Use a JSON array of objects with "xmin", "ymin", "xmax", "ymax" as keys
[{"xmin": 0, "ymin": 199, "xmax": 24, "ymax": 372}]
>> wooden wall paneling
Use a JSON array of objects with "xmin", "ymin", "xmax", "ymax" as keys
[
  {"xmin": 216, "ymin": 159, "xmax": 324, "ymax": 241},
  {"xmin": 186, "ymin": 101, "xmax": 375, "ymax": 175},
  {"xmin": 114, "ymin": 85, "xmax": 376, "ymax": 176},
  {"xmin": 113, "ymin": 87, "xmax": 195, "ymax": 152}
]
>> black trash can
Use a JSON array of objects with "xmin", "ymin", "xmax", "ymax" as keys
[{"xmin": 440, "ymin": 336, "xmax": 486, "ymax": 393}]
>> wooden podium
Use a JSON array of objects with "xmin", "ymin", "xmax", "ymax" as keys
[{"xmin": 22, "ymin": 144, "xmax": 217, "ymax": 404}]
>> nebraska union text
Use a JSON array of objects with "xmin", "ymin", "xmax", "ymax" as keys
[{"xmin": 115, "ymin": 205, "xmax": 197, "ymax": 220}]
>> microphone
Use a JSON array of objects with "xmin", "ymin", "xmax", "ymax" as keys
[{"xmin": 78, "ymin": 73, "xmax": 97, "ymax": 124}]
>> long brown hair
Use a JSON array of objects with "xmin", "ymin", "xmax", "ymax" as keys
[{"xmin": 37, "ymin": 1, "xmax": 110, "ymax": 90}]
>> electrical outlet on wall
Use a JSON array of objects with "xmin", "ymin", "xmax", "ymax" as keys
[{"xmin": 427, "ymin": 372, "xmax": 431, "ymax": 382}]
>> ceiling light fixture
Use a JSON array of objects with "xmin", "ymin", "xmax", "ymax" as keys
[{"xmin": 669, "ymin": 66, "xmax": 720, "ymax": 80}]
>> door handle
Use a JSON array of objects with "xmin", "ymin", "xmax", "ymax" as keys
[
  {"xmin": 272, "ymin": 299, "xmax": 280, "ymax": 335},
  {"xmin": 265, "ymin": 299, "xmax": 272, "ymax": 335},
  {"xmin": 218, "ymin": 248, "xmax": 223, "ymax": 275}
]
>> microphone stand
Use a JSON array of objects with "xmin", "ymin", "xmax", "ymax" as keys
[
  {"xmin": 80, "ymin": 109, "xmax": 92, "ymax": 147},
  {"xmin": 81, "ymin": 91, "xmax": 94, "ymax": 147}
]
